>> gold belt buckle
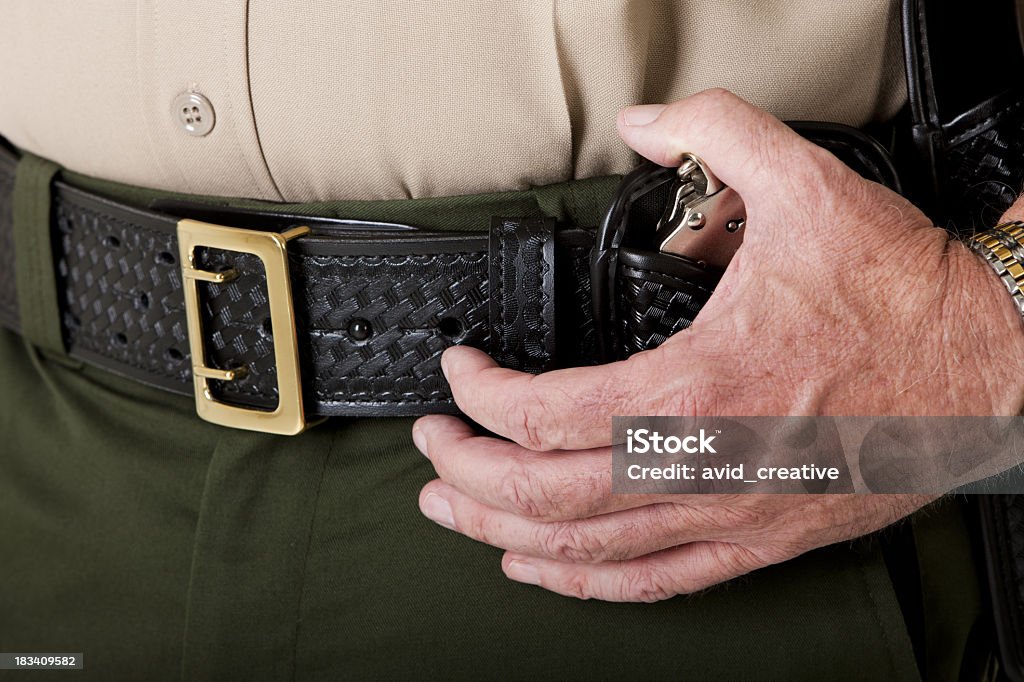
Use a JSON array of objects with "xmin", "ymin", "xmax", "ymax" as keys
[{"xmin": 176, "ymin": 219, "xmax": 311, "ymax": 435}]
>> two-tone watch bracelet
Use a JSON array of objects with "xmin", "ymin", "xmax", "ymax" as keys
[{"xmin": 967, "ymin": 220, "xmax": 1024, "ymax": 317}]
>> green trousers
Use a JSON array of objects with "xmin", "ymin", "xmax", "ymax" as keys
[{"xmin": 0, "ymin": 163, "xmax": 992, "ymax": 680}]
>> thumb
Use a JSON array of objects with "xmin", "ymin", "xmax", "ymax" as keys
[{"xmin": 617, "ymin": 89, "xmax": 840, "ymax": 208}]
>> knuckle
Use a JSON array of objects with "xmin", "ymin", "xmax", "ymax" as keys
[
  {"xmin": 499, "ymin": 458, "xmax": 608, "ymax": 521},
  {"xmin": 714, "ymin": 542, "xmax": 768, "ymax": 576},
  {"xmin": 617, "ymin": 352, "xmax": 667, "ymax": 410},
  {"xmin": 538, "ymin": 521, "xmax": 605, "ymax": 563},
  {"xmin": 625, "ymin": 562, "xmax": 678, "ymax": 602},
  {"xmin": 601, "ymin": 521, "xmax": 647, "ymax": 561},
  {"xmin": 562, "ymin": 570, "xmax": 594, "ymax": 601},
  {"xmin": 660, "ymin": 89, "xmax": 741, "ymax": 145},
  {"xmin": 498, "ymin": 460, "xmax": 557, "ymax": 519},
  {"xmin": 460, "ymin": 507, "xmax": 494, "ymax": 545},
  {"xmin": 695, "ymin": 87, "xmax": 740, "ymax": 111},
  {"xmin": 503, "ymin": 389, "xmax": 562, "ymax": 452},
  {"xmin": 712, "ymin": 503, "xmax": 767, "ymax": 531},
  {"xmin": 674, "ymin": 500, "xmax": 770, "ymax": 539},
  {"xmin": 644, "ymin": 501, "xmax": 694, "ymax": 535},
  {"xmin": 422, "ymin": 432, "xmax": 472, "ymax": 479},
  {"xmin": 589, "ymin": 515, "xmax": 665, "ymax": 562}
]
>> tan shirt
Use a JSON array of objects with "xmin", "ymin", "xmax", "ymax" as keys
[{"xmin": 0, "ymin": 1, "xmax": 905, "ymax": 202}]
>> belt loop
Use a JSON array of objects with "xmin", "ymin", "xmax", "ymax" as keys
[{"xmin": 12, "ymin": 153, "xmax": 63, "ymax": 355}]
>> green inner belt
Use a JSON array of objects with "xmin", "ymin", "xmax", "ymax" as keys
[{"xmin": 65, "ymin": 166, "xmax": 624, "ymax": 233}]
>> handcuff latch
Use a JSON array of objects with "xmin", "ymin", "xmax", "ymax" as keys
[{"xmin": 655, "ymin": 153, "xmax": 746, "ymax": 270}]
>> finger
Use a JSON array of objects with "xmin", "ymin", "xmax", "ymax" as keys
[
  {"xmin": 501, "ymin": 541, "xmax": 764, "ymax": 602},
  {"xmin": 419, "ymin": 480, "xmax": 748, "ymax": 563},
  {"xmin": 441, "ymin": 345, "xmax": 689, "ymax": 451},
  {"xmin": 617, "ymin": 89, "xmax": 846, "ymax": 207},
  {"xmin": 414, "ymin": 414, "xmax": 663, "ymax": 520}
]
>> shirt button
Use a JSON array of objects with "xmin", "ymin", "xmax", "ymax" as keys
[{"xmin": 172, "ymin": 92, "xmax": 216, "ymax": 137}]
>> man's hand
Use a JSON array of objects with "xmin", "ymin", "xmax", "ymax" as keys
[{"xmin": 412, "ymin": 89, "xmax": 1024, "ymax": 602}]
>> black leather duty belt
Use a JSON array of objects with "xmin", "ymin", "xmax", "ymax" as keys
[
  {"xmin": 0, "ymin": 155, "xmax": 593, "ymax": 433},
  {"xmin": 0, "ymin": 124, "xmax": 899, "ymax": 434}
]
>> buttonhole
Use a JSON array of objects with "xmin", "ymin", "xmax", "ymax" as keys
[{"xmin": 438, "ymin": 317, "xmax": 464, "ymax": 340}]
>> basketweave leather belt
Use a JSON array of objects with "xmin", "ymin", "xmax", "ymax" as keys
[{"xmin": 0, "ymin": 124, "xmax": 899, "ymax": 434}]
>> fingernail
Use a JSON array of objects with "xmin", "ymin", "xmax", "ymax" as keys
[
  {"xmin": 421, "ymin": 493, "xmax": 456, "ymax": 531},
  {"xmin": 622, "ymin": 104, "xmax": 667, "ymax": 127},
  {"xmin": 412, "ymin": 425, "xmax": 428, "ymax": 458},
  {"xmin": 506, "ymin": 560, "xmax": 541, "ymax": 586}
]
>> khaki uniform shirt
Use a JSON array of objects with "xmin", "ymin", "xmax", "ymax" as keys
[{"xmin": 0, "ymin": 0, "xmax": 905, "ymax": 202}]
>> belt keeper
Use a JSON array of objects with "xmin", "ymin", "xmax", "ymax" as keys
[
  {"xmin": 487, "ymin": 216, "xmax": 557, "ymax": 373},
  {"xmin": 11, "ymin": 153, "xmax": 64, "ymax": 356}
]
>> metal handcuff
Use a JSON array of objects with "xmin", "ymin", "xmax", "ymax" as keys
[
  {"xmin": 590, "ymin": 153, "xmax": 747, "ymax": 361},
  {"xmin": 655, "ymin": 153, "xmax": 746, "ymax": 268}
]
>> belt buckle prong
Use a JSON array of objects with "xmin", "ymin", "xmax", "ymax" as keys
[{"xmin": 176, "ymin": 219, "xmax": 311, "ymax": 435}]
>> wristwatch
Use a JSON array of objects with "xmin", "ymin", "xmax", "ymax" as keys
[{"xmin": 967, "ymin": 221, "xmax": 1024, "ymax": 316}]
